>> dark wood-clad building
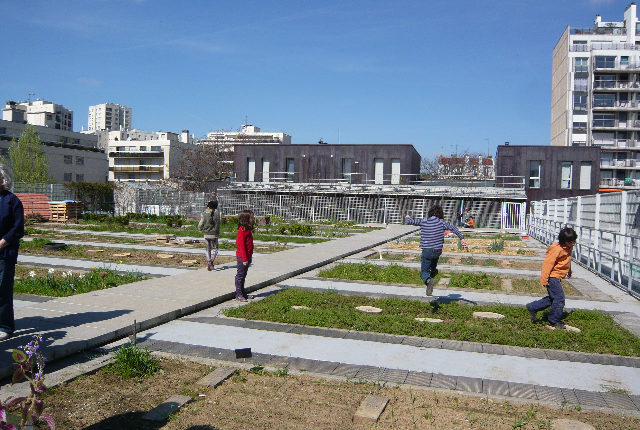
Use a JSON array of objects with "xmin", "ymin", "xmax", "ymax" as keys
[{"xmin": 233, "ymin": 143, "xmax": 421, "ymax": 184}]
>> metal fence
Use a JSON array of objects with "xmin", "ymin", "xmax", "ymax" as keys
[
  {"xmin": 529, "ymin": 191, "xmax": 640, "ymax": 298},
  {"xmin": 13, "ymin": 182, "xmax": 114, "ymax": 213}
]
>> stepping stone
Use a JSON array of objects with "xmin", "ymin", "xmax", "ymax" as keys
[
  {"xmin": 438, "ymin": 277, "xmax": 450, "ymax": 285},
  {"xmin": 501, "ymin": 279, "xmax": 513, "ymax": 291},
  {"xmin": 157, "ymin": 253, "xmax": 175, "ymax": 259},
  {"xmin": 355, "ymin": 306, "xmax": 382, "ymax": 314},
  {"xmin": 112, "ymin": 252, "xmax": 131, "ymax": 258},
  {"xmin": 181, "ymin": 259, "xmax": 198, "ymax": 266},
  {"xmin": 551, "ymin": 419, "xmax": 595, "ymax": 430},
  {"xmin": 472, "ymin": 311, "xmax": 505, "ymax": 320},
  {"xmin": 86, "ymin": 249, "xmax": 105, "ymax": 253},
  {"xmin": 545, "ymin": 324, "xmax": 581, "ymax": 333},
  {"xmin": 414, "ymin": 317, "xmax": 443, "ymax": 323},
  {"xmin": 291, "ymin": 305, "xmax": 311, "ymax": 310},
  {"xmin": 196, "ymin": 367, "xmax": 236, "ymax": 388},
  {"xmin": 353, "ymin": 395, "xmax": 389, "ymax": 424},
  {"xmin": 142, "ymin": 395, "xmax": 191, "ymax": 422}
]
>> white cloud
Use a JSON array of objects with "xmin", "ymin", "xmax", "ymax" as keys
[{"xmin": 77, "ymin": 77, "xmax": 102, "ymax": 87}]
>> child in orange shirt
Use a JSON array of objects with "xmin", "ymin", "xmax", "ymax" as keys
[{"xmin": 526, "ymin": 227, "xmax": 577, "ymax": 329}]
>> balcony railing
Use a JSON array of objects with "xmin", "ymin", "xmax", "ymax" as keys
[
  {"xmin": 600, "ymin": 159, "xmax": 637, "ymax": 167},
  {"xmin": 109, "ymin": 166, "xmax": 164, "ymax": 172},
  {"xmin": 592, "ymin": 100, "xmax": 640, "ymax": 108},
  {"xmin": 600, "ymin": 177, "xmax": 640, "ymax": 187},
  {"xmin": 108, "ymin": 151, "xmax": 164, "ymax": 158},
  {"xmin": 593, "ymin": 80, "xmax": 640, "ymax": 89},
  {"xmin": 571, "ymin": 27, "xmax": 626, "ymax": 36},
  {"xmin": 592, "ymin": 119, "xmax": 640, "ymax": 128},
  {"xmin": 592, "ymin": 139, "xmax": 639, "ymax": 148}
]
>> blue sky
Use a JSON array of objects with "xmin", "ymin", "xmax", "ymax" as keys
[{"xmin": 0, "ymin": 0, "xmax": 628, "ymax": 158}]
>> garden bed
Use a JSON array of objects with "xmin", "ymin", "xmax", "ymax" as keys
[
  {"xmin": 388, "ymin": 242, "xmax": 538, "ymax": 256},
  {"xmin": 317, "ymin": 263, "xmax": 580, "ymax": 295},
  {"xmin": 39, "ymin": 356, "xmax": 633, "ymax": 429},
  {"xmin": 225, "ymin": 289, "xmax": 640, "ymax": 356},
  {"xmin": 367, "ymin": 253, "xmax": 543, "ymax": 270},
  {"xmin": 13, "ymin": 266, "xmax": 146, "ymax": 296},
  {"xmin": 20, "ymin": 238, "xmax": 237, "ymax": 268}
]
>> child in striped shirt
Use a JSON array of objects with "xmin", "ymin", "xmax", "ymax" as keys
[{"xmin": 405, "ymin": 205, "xmax": 467, "ymax": 295}]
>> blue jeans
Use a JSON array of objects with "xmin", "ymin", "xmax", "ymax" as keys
[
  {"xmin": 0, "ymin": 259, "xmax": 15, "ymax": 334},
  {"xmin": 527, "ymin": 277, "xmax": 565, "ymax": 324},
  {"xmin": 420, "ymin": 248, "xmax": 442, "ymax": 283}
]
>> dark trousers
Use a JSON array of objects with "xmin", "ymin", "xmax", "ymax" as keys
[
  {"xmin": 527, "ymin": 277, "xmax": 565, "ymax": 324},
  {"xmin": 420, "ymin": 248, "xmax": 442, "ymax": 283},
  {"xmin": 0, "ymin": 260, "xmax": 15, "ymax": 334},
  {"xmin": 235, "ymin": 257, "xmax": 250, "ymax": 298}
]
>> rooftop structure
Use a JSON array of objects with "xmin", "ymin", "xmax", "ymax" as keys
[
  {"xmin": 202, "ymin": 124, "xmax": 291, "ymax": 146},
  {"xmin": 2, "ymin": 100, "xmax": 73, "ymax": 131},
  {"xmin": 437, "ymin": 154, "xmax": 495, "ymax": 180},
  {"xmin": 551, "ymin": 3, "xmax": 640, "ymax": 189}
]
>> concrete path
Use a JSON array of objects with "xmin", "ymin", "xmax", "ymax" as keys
[
  {"xmin": 0, "ymin": 224, "xmax": 416, "ymax": 379},
  {"xmin": 17, "ymin": 254, "xmax": 194, "ymax": 276}
]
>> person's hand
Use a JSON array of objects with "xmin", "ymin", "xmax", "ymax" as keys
[
  {"xmin": 460, "ymin": 239, "xmax": 468, "ymax": 249},
  {"xmin": 0, "ymin": 239, "xmax": 7, "ymax": 250},
  {"xmin": 243, "ymin": 260, "xmax": 248, "ymax": 266},
  {"xmin": 405, "ymin": 213, "xmax": 410, "ymax": 218}
]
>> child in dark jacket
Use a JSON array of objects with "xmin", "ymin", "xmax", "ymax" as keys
[
  {"xmin": 526, "ymin": 227, "xmax": 577, "ymax": 329},
  {"xmin": 405, "ymin": 205, "xmax": 467, "ymax": 295},
  {"xmin": 235, "ymin": 210, "xmax": 254, "ymax": 301}
]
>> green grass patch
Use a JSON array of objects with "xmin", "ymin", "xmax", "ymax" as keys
[
  {"xmin": 318, "ymin": 263, "xmax": 426, "ymax": 285},
  {"xmin": 224, "ymin": 289, "xmax": 640, "ymax": 356},
  {"xmin": 447, "ymin": 273, "xmax": 499, "ymax": 290},
  {"xmin": 14, "ymin": 268, "xmax": 146, "ymax": 296},
  {"xmin": 107, "ymin": 343, "xmax": 160, "ymax": 378}
]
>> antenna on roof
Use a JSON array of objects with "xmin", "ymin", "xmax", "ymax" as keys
[{"xmin": 27, "ymin": 92, "xmax": 35, "ymax": 103}]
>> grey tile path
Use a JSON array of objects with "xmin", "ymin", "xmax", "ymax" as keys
[{"xmin": 0, "ymin": 225, "xmax": 416, "ymax": 379}]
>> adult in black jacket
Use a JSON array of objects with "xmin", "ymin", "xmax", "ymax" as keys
[{"xmin": 0, "ymin": 164, "xmax": 24, "ymax": 340}]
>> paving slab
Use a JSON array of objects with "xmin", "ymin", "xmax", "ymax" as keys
[
  {"xmin": 142, "ymin": 395, "xmax": 191, "ymax": 422},
  {"xmin": 353, "ymin": 395, "xmax": 389, "ymax": 424},
  {"xmin": 196, "ymin": 367, "xmax": 237, "ymax": 387}
]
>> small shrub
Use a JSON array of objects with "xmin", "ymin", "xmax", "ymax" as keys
[
  {"xmin": 448, "ymin": 273, "xmax": 494, "ymax": 289},
  {"xmin": 278, "ymin": 225, "xmax": 288, "ymax": 235},
  {"xmin": 274, "ymin": 368, "xmax": 289, "ymax": 377},
  {"xmin": 489, "ymin": 239, "xmax": 504, "ymax": 253},
  {"xmin": 108, "ymin": 343, "xmax": 160, "ymax": 378},
  {"xmin": 249, "ymin": 366, "xmax": 265, "ymax": 375},
  {"xmin": 111, "ymin": 216, "xmax": 129, "ymax": 226}
]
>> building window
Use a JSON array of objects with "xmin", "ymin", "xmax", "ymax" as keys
[
  {"xmin": 139, "ymin": 146, "xmax": 147, "ymax": 151},
  {"xmin": 75, "ymin": 156, "xmax": 84, "ymax": 165},
  {"xmin": 286, "ymin": 158, "xmax": 295, "ymax": 180},
  {"xmin": 75, "ymin": 174, "xmax": 84, "ymax": 182},
  {"xmin": 574, "ymin": 57, "xmax": 588, "ymax": 72},
  {"xmin": 572, "ymin": 122, "xmax": 587, "ymax": 131},
  {"xmin": 151, "ymin": 146, "xmax": 161, "ymax": 151},
  {"xmin": 0, "ymin": 128, "xmax": 5, "ymax": 135},
  {"xmin": 593, "ymin": 113, "xmax": 615, "ymax": 127},
  {"xmin": 342, "ymin": 158, "xmax": 352, "ymax": 179},
  {"xmin": 528, "ymin": 161, "xmax": 541, "ymax": 188},
  {"xmin": 63, "ymin": 173, "xmax": 72, "ymax": 182},
  {"xmin": 64, "ymin": 155, "xmax": 73, "ymax": 164},
  {"xmin": 573, "ymin": 93, "xmax": 587, "ymax": 111},
  {"xmin": 561, "ymin": 162, "xmax": 573, "ymax": 189},
  {"xmin": 593, "ymin": 93, "xmax": 615, "ymax": 107},
  {"xmin": 116, "ymin": 146, "xmax": 124, "ymax": 152},
  {"xmin": 595, "ymin": 56, "xmax": 615, "ymax": 68},
  {"xmin": 621, "ymin": 56, "xmax": 629, "ymax": 66},
  {"xmin": 579, "ymin": 162, "xmax": 592, "ymax": 190}
]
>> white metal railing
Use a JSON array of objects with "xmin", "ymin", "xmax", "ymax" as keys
[
  {"xmin": 529, "ymin": 192, "xmax": 640, "ymax": 299},
  {"xmin": 592, "ymin": 139, "xmax": 639, "ymax": 148}
]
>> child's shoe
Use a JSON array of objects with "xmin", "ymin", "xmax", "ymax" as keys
[
  {"xmin": 526, "ymin": 304, "xmax": 537, "ymax": 322},
  {"xmin": 425, "ymin": 278, "xmax": 435, "ymax": 296},
  {"xmin": 207, "ymin": 261, "xmax": 212, "ymax": 271}
]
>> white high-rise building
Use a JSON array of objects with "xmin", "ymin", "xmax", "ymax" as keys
[
  {"xmin": 88, "ymin": 103, "xmax": 132, "ymax": 132},
  {"xmin": 2, "ymin": 100, "xmax": 73, "ymax": 131},
  {"xmin": 202, "ymin": 124, "xmax": 291, "ymax": 146},
  {"xmin": 552, "ymin": 3, "xmax": 640, "ymax": 189}
]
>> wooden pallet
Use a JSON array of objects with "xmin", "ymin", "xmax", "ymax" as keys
[{"xmin": 49, "ymin": 202, "xmax": 83, "ymax": 222}]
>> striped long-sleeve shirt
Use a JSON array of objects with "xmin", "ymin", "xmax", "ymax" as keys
[{"xmin": 405, "ymin": 216, "xmax": 464, "ymax": 250}]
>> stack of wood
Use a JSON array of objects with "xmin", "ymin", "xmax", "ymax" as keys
[{"xmin": 49, "ymin": 201, "xmax": 83, "ymax": 222}]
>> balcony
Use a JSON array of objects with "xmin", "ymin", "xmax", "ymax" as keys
[
  {"xmin": 593, "ymin": 80, "xmax": 640, "ymax": 90},
  {"xmin": 592, "ymin": 139, "xmax": 640, "ymax": 148},
  {"xmin": 600, "ymin": 177, "xmax": 640, "ymax": 188},
  {"xmin": 571, "ymin": 27, "xmax": 626, "ymax": 36},
  {"xmin": 108, "ymin": 151, "xmax": 164, "ymax": 158},
  {"xmin": 592, "ymin": 100, "xmax": 640, "ymax": 109},
  {"xmin": 109, "ymin": 165, "xmax": 164, "ymax": 172},
  {"xmin": 592, "ymin": 119, "xmax": 640, "ymax": 129},
  {"xmin": 600, "ymin": 159, "xmax": 637, "ymax": 168}
]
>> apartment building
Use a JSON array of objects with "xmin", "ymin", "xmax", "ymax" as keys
[
  {"xmin": 552, "ymin": 3, "xmax": 640, "ymax": 189},
  {"xmin": 201, "ymin": 124, "xmax": 291, "ymax": 147},
  {"xmin": 437, "ymin": 154, "xmax": 495, "ymax": 180},
  {"xmin": 3, "ymin": 100, "xmax": 73, "ymax": 131},
  {"xmin": 88, "ymin": 103, "xmax": 132, "ymax": 132},
  {"xmin": 107, "ymin": 130, "xmax": 194, "ymax": 183},
  {"xmin": 0, "ymin": 119, "xmax": 107, "ymax": 183}
]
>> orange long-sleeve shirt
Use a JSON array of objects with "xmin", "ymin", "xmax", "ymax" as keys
[{"xmin": 540, "ymin": 242, "xmax": 573, "ymax": 286}]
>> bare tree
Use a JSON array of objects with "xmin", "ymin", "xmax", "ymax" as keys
[
  {"xmin": 420, "ymin": 155, "xmax": 440, "ymax": 179},
  {"xmin": 174, "ymin": 143, "xmax": 233, "ymax": 191}
]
